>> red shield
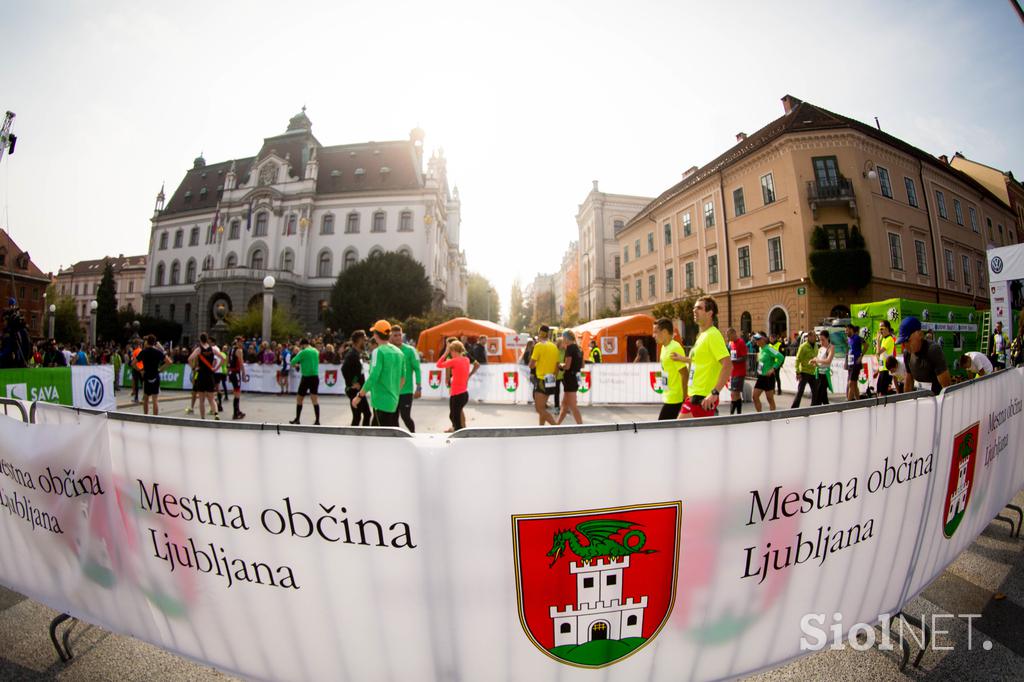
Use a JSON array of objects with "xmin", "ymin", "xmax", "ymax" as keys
[
  {"xmin": 428, "ymin": 370, "xmax": 442, "ymax": 389},
  {"xmin": 512, "ymin": 501, "xmax": 680, "ymax": 668},
  {"xmin": 649, "ymin": 371, "xmax": 665, "ymax": 394},
  {"xmin": 323, "ymin": 369, "xmax": 338, "ymax": 387},
  {"xmin": 503, "ymin": 371, "xmax": 519, "ymax": 393},
  {"xmin": 943, "ymin": 422, "xmax": 979, "ymax": 538},
  {"xmin": 578, "ymin": 371, "xmax": 591, "ymax": 394}
]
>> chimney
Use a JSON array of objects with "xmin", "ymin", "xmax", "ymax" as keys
[
  {"xmin": 781, "ymin": 94, "xmax": 802, "ymax": 114},
  {"xmin": 681, "ymin": 165, "xmax": 698, "ymax": 181},
  {"xmin": 736, "ymin": 132, "xmax": 747, "ymax": 142},
  {"xmin": 938, "ymin": 154, "xmax": 949, "ymax": 165},
  {"xmin": 592, "ymin": 180, "xmax": 599, "ymax": 192}
]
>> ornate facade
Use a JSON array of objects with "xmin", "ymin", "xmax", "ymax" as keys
[{"xmin": 143, "ymin": 109, "xmax": 467, "ymax": 341}]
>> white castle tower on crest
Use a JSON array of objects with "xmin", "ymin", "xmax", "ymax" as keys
[{"xmin": 549, "ymin": 556, "xmax": 648, "ymax": 646}]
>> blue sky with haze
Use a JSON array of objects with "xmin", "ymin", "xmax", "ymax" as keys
[{"xmin": 1, "ymin": 0, "xmax": 1021, "ymax": 321}]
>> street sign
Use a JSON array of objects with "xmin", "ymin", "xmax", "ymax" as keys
[{"xmin": 796, "ymin": 286, "xmax": 807, "ymax": 296}]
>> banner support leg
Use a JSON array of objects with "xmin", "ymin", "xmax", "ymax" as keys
[
  {"xmin": 49, "ymin": 613, "xmax": 76, "ymax": 662},
  {"xmin": 1002, "ymin": 504, "xmax": 1023, "ymax": 537},
  {"xmin": 898, "ymin": 611, "xmax": 932, "ymax": 668}
]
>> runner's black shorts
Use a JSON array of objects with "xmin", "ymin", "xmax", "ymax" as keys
[
  {"xmin": 194, "ymin": 372, "xmax": 216, "ymax": 393},
  {"xmin": 562, "ymin": 373, "xmax": 579, "ymax": 393},
  {"xmin": 531, "ymin": 375, "xmax": 555, "ymax": 396},
  {"xmin": 754, "ymin": 374, "xmax": 775, "ymax": 391},
  {"xmin": 847, "ymin": 364, "xmax": 862, "ymax": 383},
  {"xmin": 298, "ymin": 376, "xmax": 319, "ymax": 396},
  {"xmin": 143, "ymin": 376, "xmax": 160, "ymax": 396},
  {"xmin": 229, "ymin": 372, "xmax": 241, "ymax": 390},
  {"xmin": 729, "ymin": 375, "xmax": 744, "ymax": 392}
]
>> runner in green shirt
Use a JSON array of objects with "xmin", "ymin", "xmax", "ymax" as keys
[
  {"xmin": 654, "ymin": 317, "xmax": 688, "ymax": 420},
  {"xmin": 752, "ymin": 332, "xmax": 785, "ymax": 412},
  {"xmin": 289, "ymin": 338, "xmax": 321, "ymax": 425},
  {"xmin": 390, "ymin": 324, "xmax": 421, "ymax": 432},
  {"xmin": 353, "ymin": 320, "xmax": 406, "ymax": 427}
]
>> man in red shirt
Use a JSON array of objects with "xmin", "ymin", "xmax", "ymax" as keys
[{"xmin": 726, "ymin": 327, "xmax": 747, "ymax": 414}]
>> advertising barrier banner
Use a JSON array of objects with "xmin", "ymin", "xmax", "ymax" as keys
[
  {"xmin": 0, "ymin": 366, "xmax": 114, "ymax": 411},
  {"xmin": 2, "ymin": 369, "xmax": 1020, "ymax": 680}
]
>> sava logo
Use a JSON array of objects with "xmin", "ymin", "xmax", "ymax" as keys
[
  {"xmin": 5, "ymin": 383, "xmax": 61, "ymax": 402},
  {"xmin": 83, "ymin": 375, "xmax": 104, "ymax": 407}
]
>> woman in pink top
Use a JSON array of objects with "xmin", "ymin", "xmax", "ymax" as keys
[{"xmin": 436, "ymin": 340, "xmax": 479, "ymax": 432}]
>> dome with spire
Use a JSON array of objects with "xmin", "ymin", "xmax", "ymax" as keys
[
  {"xmin": 287, "ymin": 106, "xmax": 313, "ymax": 132},
  {"xmin": 192, "ymin": 153, "xmax": 206, "ymax": 169}
]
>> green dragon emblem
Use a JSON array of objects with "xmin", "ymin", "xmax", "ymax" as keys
[
  {"xmin": 957, "ymin": 432, "xmax": 974, "ymax": 460},
  {"xmin": 546, "ymin": 519, "xmax": 655, "ymax": 568}
]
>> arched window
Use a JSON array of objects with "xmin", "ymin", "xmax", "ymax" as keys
[
  {"xmin": 250, "ymin": 248, "xmax": 265, "ymax": 270},
  {"xmin": 627, "ymin": 615, "xmax": 638, "ymax": 626},
  {"xmin": 225, "ymin": 253, "xmax": 238, "ymax": 269},
  {"xmin": 203, "ymin": 255, "xmax": 214, "ymax": 271},
  {"xmin": 321, "ymin": 213, "xmax": 334, "ymax": 235},
  {"xmin": 155, "ymin": 262, "xmax": 165, "ymax": 286},
  {"xmin": 372, "ymin": 211, "xmax": 386, "ymax": 233},
  {"xmin": 343, "ymin": 248, "xmax": 358, "ymax": 271},
  {"xmin": 285, "ymin": 214, "xmax": 297, "ymax": 235},
  {"xmin": 399, "ymin": 211, "xmax": 413, "ymax": 232},
  {"xmin": 368, "ymin": 247, "xmax": 383, "ymax": 258},
  {"xmin": 254, "ymin": 211, "xmax": 268, "ymax": 237},
  {"xmin": 346, "ymin": 212, "xmax": 359, "ymax": 234},
  {"xmin": 398, "ymin": 247, "xmax": 412, "ymax": 258},
  {"xmin": 830, "ymin": 305, "xmax": 850, "ymax": 319},
  {"xmin": 169, "ymin": 260, "xmax": 181, "ymax": 284},
  {"xmin": 317, "ymin": 250, "xmax": 333, "ymax": 278},
  {"xmin": 189, "ymin": 226, "xmax": 200, "ymax": 246},
  {"xmin": 185, "ymin": 259, "xmax": 197, "ymax": 283},
  {"xmin": 560, "ymin": 623, "xmax": 571, "ymax": 634},
  {"xmin": 768, "ymin": 306, "xmax": 788, "ymax": 338},
  {"xmin": 174, "ymin": 229, "xmax": 183, "ymax": 248},
  {"xmin": 740, "ymin": 311, "xmax": 752, "ymax": 336},
  {"xmin": 280, "ymin": 249, "xmax": 294, "ymax": 272}
]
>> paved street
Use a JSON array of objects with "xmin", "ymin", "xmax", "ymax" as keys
[{"xmin": 0, "ymin": 392, "xmax": 1019, "ymax": 681}]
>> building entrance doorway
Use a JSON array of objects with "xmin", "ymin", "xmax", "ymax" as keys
[{"xmin": 590, "ymin": 621, "xmax": 608, "ymax": 641}]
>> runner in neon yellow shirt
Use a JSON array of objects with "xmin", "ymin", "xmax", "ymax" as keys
[
  {"xmin": 875, "ymin": 320, "xmax": 896, "ymax": 395},
  {"xmin": 654, "ymin": 318, "xmax": 688, "ymax": 420},
  {"xmin": 676, "ymin": 296, "xmax": 731, "ymax": 419}
]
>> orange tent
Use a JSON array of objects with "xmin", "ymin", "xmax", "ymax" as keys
[
  {"xmin": 573, "ymin": 314, "xmax": 657, "ymax": 363},
  {"xmin": 416, "ymin": 317, "xmax": 520, "ymax": 363}
]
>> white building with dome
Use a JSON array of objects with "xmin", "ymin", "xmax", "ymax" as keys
[{"xmin": 143, "ymin": 108, "xmax": 467, "ymax": 341}]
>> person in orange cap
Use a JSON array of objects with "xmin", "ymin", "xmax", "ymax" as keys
[{"xmin": 352, "ymin": 320, "xmax": 406, "ymax": 426}]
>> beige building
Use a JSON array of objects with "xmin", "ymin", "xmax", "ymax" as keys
[
  {"xmin": 56, "ymin": 254, "xmax": 147, "ymax": 322},
  {"xmin": 949, "ymin": 152, "xmax": 1024, "ymax": 245},
  {"xmin": 618, "ymin": 95, "xmax": 1020, "ymax": 337},
  {"xmin": 576, "ymin": 181, "xmax": 652, "ymax": 321}
]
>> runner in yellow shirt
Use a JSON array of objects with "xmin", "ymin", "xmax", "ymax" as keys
[
  {"xmin": 654, "ymin": 318, "xmax": 688, "ymax": 420},
  {"xmin": 675, "ymin": 296, "xmax": 731, "ymax": 419},
  {"xmin": 529, "ymin": 325, "xmax": 560, "ymax": 425}
]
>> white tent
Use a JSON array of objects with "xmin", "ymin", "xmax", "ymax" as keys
[{"xmin": 987, "ymin": 243, "xmax": 1024, "ymax": 337}]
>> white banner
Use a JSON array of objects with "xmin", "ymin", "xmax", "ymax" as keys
[
  {"xmin": 3, "ymin": 370, "xmax": 1021, "ymax": 680},
  {"xmin": 71, "ymin": 365, "xmax": 116, "ymax": 412}
]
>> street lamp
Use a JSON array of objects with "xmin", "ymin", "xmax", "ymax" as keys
[
  {"xmin": 48, "ymin": 303, "xmax": 56, "ymax": 339},
  {"xmin": 89, "ymin": 300, "xmax": 98, "ymax": 347},
  {"xmin": 262, "ymin": 275, "xmax": 275, "ymax": 343}
]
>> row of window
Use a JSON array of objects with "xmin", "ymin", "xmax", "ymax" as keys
[
  {"xmin": 61, "ymin": 280, "xmax": 135, "ymax": 296},
  {"xmin": 151, "ymin": 246, "xmax": 412, "ymax": 286},
  {"xmin": 622, "ymin": 237, "xmax": 784, "ymax": 304},
  {"xmin": 622, "ymin": 174, "xmax": 779, "ymax": 266},
  {"xmin": 869, "ymin": 164, "xmax": 1011, "ymax": 242},
  {"xmin": 157, "ymin": 210, "xmax": 416, "ymax": 250}
]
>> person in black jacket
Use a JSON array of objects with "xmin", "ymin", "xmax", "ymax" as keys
[{"xmin": 342, "ymin": 330, "xmax": 371, "ymax": 426}]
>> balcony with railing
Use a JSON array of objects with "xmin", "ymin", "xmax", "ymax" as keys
[
  {"xmin": 198, "ymin": 268, "xmax": 301, "ymax": 285},
  {"xmin": 807, "ymin": 178, "xmax": 858, "ymax": 219}
]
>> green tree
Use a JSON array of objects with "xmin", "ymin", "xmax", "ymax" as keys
[
  {"xmin": 508, "ymin": 280, "xmax": 528, "ymax": 330},
  {"xmin": 116, "ymin": 308, "xmax": 183, "ymax": 344},
  {"xmin": 95, "ymin": 261, "xmax": 119, "ymax": 343},
  {"xmin": 227, "ymin": 306, "xmax": 302, "ymax": 340},
  {"xmin": 52, "ymin": 297, "xmax": 84, "ymax": 345},
  {"xmin": 466, "ymin": 273, "xmax": 500, "ymax": 322},
  {"xmin": 531, "ymin": 290, "xmax": 556, "ymax": 329},
  {"xmin": 327, "ymin": 251, "xmax": 432, "ymax": 336}
]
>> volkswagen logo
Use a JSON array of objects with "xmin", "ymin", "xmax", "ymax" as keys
[
  {"xmin": 991, "ymin": 256, "xmax": 1004, "ymax": 274},
  {"xmin": 84, "ymin": 375, "xmax": 104, "ymax": 407}
]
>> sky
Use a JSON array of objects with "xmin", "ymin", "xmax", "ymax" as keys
[{"xmin": 1, "ymin": 0, "xmax": 1022, "ymax": 322}]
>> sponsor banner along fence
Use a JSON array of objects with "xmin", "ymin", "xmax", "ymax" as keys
[
  {"xmin": 0, "ymin": 366, "xmax": 114, "ymax": 411},
  {"xmin": 0, "ymin": 369, "xmax": 1020, "ymax": 680}
]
